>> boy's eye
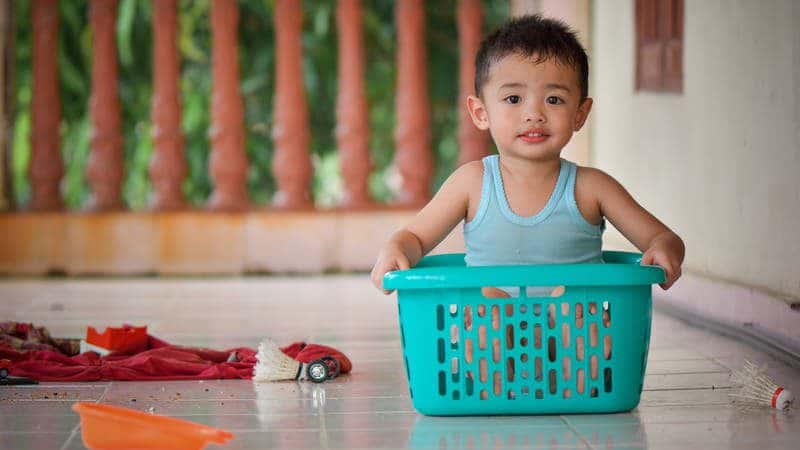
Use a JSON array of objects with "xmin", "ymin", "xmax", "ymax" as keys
[
  {"xmin": 546, "ymin": 96, "xmax": 564, "ymax": 105},
  {"xmin": 504, "ymin": 95, "xmax": 521, "ymax": 104}
]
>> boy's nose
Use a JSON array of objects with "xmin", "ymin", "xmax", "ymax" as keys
[{"xmin": 524, "ymin": 107, "xmax": 546, "ymax": 123}]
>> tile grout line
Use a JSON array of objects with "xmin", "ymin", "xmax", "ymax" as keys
[
  {"xmin": 559, "ymin": 415, "xmax": 596, "ymax": 450},
  {"xmin": 59, "ymin": 381, "xmax": 111, "ymax": 450},
  {"xmin": 59, "ymin": 425, "xmax": 81, "ymax": 450},
  {"xmin": 635, "ymin": 403, "xmax": 736, "ymax": 410},
  {"xmin": 643, "ymin": 386, "xmax": 732, "ymax": 392},
  {"xmin": 645, "ymin": 370, "xmax": 731, "ymax": 375}
]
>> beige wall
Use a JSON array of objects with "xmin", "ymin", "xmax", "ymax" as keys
[{"xmin": 591, "ymin": 0, "xmax": 800, "ymax": 300}]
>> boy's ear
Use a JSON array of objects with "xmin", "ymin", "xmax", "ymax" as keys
[
  {"xmin": 574, "ymin": 97, "xmax": 593, "ymax": 131},
  {"xmin": 467, "ymin": 95, "xmax": 490, "ymax": 130}
]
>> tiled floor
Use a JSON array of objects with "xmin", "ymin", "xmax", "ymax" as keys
[{"xmin": 0, "ymin": 275, "xmax": 798, "ymax": 449}]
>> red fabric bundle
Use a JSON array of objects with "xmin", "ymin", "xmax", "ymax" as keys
[
  {"xmin": 0, "ymin": 323, "xmax": 351, "ymax": 382},
  {"xmin": 1, "ymin": 341, "xmax": 257, "ymax": 382}
]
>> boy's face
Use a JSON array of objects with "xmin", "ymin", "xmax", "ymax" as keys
[{"xmin": 467, "ymin": 53, "xmax": 592, "ymax": 163}]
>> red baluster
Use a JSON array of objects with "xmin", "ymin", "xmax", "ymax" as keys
[
  {"xmin": 335, "ymin": 0, "xmax": 374, "ymax": 208},
  {"xmin": 208, "ymin": 0, "xmax": 249, "ymax": 211},
  {"xmin": 149, "ymin": 0, "xmax": 186, "ymax": 211},
  {"xmin": 457, "ymin": 0, "xmax": 490, "ymax": 166},
  {"xmin": 29, "ymin": 0, "xmax": 63, "ymax": 211},
  {"xmin": 394, "ymin": 0, "xmax": 433, "ymax": 206},
  {"xmin": 85, "ymin": 0, "xmax": 123, "ymax": 211},
  {"xmin": 272, "ymin": 0, "xmax": 313, "ymax": 209}
]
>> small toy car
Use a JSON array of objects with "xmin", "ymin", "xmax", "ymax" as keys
[
  {"xmin": 0, "ymin": 359, "xmax": 11, "ymax": 379},
  {"xmin": 305, "ymin": 356, "xmax": 341, "ymax": 383}
]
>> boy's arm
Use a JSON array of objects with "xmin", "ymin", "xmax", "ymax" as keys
[
  {"xmin": 370, "ymin": 162, "xmax": 480, "ymax": 293},
  {"xmin": 586, "ymin": 169, "xmax": 685, "ymax": 289}
]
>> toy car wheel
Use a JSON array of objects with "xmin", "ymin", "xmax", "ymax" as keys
[
  {"xmin": 320, "ymin": 356, "xmax": 340, "ymax": 379},
  {"xmin": 0, "ymin": 368, "xmax": 8, "ymax": 379},
  {"xmin": 306, "ymin": 360, "xmax": 330, "ymax": 383}
]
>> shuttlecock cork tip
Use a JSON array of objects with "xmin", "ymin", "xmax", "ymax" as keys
[{"xmin": 773, "ymin": 387, "xmax": 794, "ymax": 410}]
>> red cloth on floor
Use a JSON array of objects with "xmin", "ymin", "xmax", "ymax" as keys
[
  {"xmin": 1, "ymin": 342, "xmax": 257, "ymax": 382},
  {"xmin": 0, "ymin": 323, "xmax": 351, "ymax": 382},
  {"xmin": 0, "ymin": 321, "xmax": 80, "ymax": 355}
]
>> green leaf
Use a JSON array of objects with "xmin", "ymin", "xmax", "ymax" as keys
[
  {"xmin": 117, "ymin": 0, "xmax": 136, "ymax": 67},
  {"xmin": 58, "ymin": 49, "xmax": 88, "ymax": 98},
  {"xmin": 179, "ymin": 1, "xmax": 209, "ymax": 62},
  {"xmin": 312, "ymin": 3, "xmax": 330, "ymax": 37},
  {"xmin": 59, "ymin": 0, "xmax": 80, "ymax": 31}
]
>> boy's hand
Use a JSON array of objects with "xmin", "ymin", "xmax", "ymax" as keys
[
  {"xmin": 640, "ymin": 235, "xmax": 683, "ymax": 290},
  {"xmin": 371, "ymin": 243, "xmax": 411, "ymax": 294}
]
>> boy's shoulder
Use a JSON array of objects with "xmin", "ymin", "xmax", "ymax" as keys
[
  {"xmin": 455, "ymin": 160, "xmax": 488, "ymax": 219},
  {"xmin": 458, "ymin": 159, "xmax": 485, "ymax": 174},
  {"xmin": 574, "ymin": 165, "xmax": 621, "ymax": 222},
  {"xmin": 449, "ymin": 159, "xmax": 485, "ymax": 185},
  {"xmin": 575, "ymin": 164, "xmax": 628, "ymax": 202},
  {"xmin": 443, "ymin": 160, "xmax": 485, "ymax": 209},
  {"xmin": 576, "ymin": 165, "xmax": 616, "ymax": 186}
]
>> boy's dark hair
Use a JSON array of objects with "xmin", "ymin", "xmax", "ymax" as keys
[{"xmin": 474, "ymin": 14, "xmax": 589, "ymax": 99}]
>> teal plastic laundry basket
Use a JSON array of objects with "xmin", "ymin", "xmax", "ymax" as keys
[{"xmin": 383, "ymin": 251, "xmax": 665, "ymax": 416}]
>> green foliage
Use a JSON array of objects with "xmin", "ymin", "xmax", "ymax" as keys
[{"xmin": 12, "ymin": 0, "xmax": 507, "ymax": 209}]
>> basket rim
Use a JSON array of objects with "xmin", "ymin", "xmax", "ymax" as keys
[{"xmin": 383, "ymin": 251, "xmax": 665, "ymax": 290}]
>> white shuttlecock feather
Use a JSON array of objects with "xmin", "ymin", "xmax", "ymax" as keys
[
  {"xmin": 253, "ymin": 338, "xmax": 306, "ymax": 382},
  {"xmin": 729, "ymin": 359, "xmax": 794, "ymax": 410}
]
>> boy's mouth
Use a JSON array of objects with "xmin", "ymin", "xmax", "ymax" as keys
[{"xmin": 518, "ymin": 129, "xmax": 548, "ymax": 143}]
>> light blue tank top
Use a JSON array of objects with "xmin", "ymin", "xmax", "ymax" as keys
[{"xmin": 464, "ymin": 155, "xmax": 604, "ymax": 268}]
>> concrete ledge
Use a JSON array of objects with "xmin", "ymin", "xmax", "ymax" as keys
[
  {"xmin": 603, "ymin": 229, "xmax": 800, "ymax": 358},
  {"xmin": 0, "ymin": 211, "xmax": 466, "ymax": 275},
  {"xmin": 654, "ymin": 272, "xmax": 800, "ymax": 360}
]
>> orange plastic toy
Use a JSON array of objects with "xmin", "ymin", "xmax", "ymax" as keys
[
  {"xmin": 73, "ymin": 403, "xmax": 233, "ymax": 450},
  {"xmin": 86, "ymin": 325, "xmax": 148, "ymax": 353}
]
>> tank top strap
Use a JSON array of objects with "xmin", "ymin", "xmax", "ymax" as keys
[
  {"xmin": 564, "ymin": 159, "xmax": 578, "ymax": 202},
  {"xmin": 463, "ymin": 155, "xmax": 495, "ymax": 232},
  {"xmin": 563, "ymin": 160, "xmax": 606, "ymax": 234}
]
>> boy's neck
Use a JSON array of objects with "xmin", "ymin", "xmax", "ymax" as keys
[{"xmin": 497, "ymin": 154, "xmax": 562, "ymax": 182}]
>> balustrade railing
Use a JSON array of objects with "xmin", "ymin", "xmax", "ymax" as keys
[
  {"xmin": 0, "ymin": 0, "xmax": 499, "ymax": 274},
  {"xmin": 22, "ymin": 0, "xmax": 490, "ymax": 213}
]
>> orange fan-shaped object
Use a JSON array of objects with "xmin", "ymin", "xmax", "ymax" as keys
[{"xmin": 73, "ymin": 403, "xmax": 233, "ymax": 450}]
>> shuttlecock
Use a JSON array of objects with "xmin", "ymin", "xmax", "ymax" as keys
[
  {"xmin": 729, "ymin": 359, "xmax": 794, "ymax": 410},
  {"xmin": 253, "ymin": 339, "xmax": 304, "ymax": 382},
  {"xmin": 252, "ymin": 339, "xmax": 339, "ymax": 383}
]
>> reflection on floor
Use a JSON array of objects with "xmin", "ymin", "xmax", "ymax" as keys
[{"xmin": 0, "ymin": 275, "xmax": 797, "ymax": 449}]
